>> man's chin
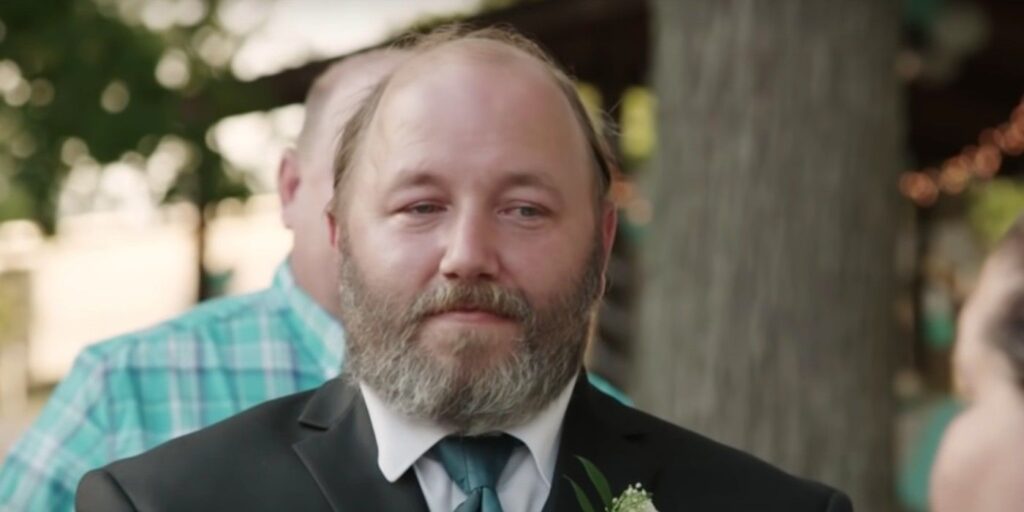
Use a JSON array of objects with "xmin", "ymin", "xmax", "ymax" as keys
[
  {"xmin": 421, "ymin": 320, "xmax": 520, "ymax": 350},
  {"xmin": 420, "ymin": 333, "xmax": 519, "ymax": 375}
]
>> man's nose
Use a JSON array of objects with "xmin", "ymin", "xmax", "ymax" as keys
[{"xmin": 438, "ymin": 213, "xmax": 499, "ymax": 281}]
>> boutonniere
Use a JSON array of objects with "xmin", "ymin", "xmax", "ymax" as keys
[{"xmin": 566, "ymin": 456, "xmax": 657, "ymax": 512}]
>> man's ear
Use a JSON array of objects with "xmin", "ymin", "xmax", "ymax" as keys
[
  {"xmin": 326, "ymin": 208, "xmax": 341, "ymax": 250},
  {"xmin": 600, "ymin": 200, "xmax": 618, "ymax": 263},
  {"xmin": 278, "ymin": 148, "xmax": 301, "ymax": 228},
  {"xmin": 598, "ymin": 200, "xmax": 618, "ymax": 295}
]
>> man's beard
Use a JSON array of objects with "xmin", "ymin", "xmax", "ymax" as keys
[{"xmin": 337, "ymin": 235, "xmax": 604, "ymax": 435}]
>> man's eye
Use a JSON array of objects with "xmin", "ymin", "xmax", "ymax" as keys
[
  {"xmin": 406, "ymin": 203, "xmax": 443, "ymax": 215},
  {"xmin": 510, "ymin": 206, "xmax": 544, "ymax": 218}
]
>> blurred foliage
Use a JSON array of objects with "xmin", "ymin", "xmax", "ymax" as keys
[
  {"xmin": 619, "ymin": 86, "xmax": 655, "ymax": 170},
  {"xmin": 903, "ymin": 0, "xmax": 945, "ymax": 34},
  {"xmin": 574, "ymin": 81, "xmax": 604, "ymax": 131},
  {"xmin": 0, "ymin": 0, "xmax": 274, "ymax": 233},
  {"xmin": 967, "ymin": 178, "xmax": 1024, "ymax": 247}
]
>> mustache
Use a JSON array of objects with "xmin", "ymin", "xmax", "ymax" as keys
[{"xmin": 409, "ymin": 282, "xmax": 531, "ymax": 322}]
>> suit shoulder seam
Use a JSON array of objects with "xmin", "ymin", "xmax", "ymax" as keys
[{"xmin": 101, "ymin": 468, "xmax": 141, "ymax": 510}]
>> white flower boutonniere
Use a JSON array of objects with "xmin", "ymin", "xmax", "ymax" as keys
[
  {"xmin": 608, "ymin": 483, "xmax": 657, "ymax": 512},
  {"xmin": 566, "ymin": 457, "xmax": 658, "ymax": 512}
]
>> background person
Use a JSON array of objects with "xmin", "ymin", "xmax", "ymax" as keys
[
  {"xmin": 0, "ymin": 50, "xmax": 405, "ymax": 512},
  {"xmin": 931, "ymin": 214, "xmax": 1024, "ymax": 512}
]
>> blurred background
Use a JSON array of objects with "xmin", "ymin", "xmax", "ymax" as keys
[{"xmin": 0, "ymin": 0, "xmax": 1022, "ymax": 510}]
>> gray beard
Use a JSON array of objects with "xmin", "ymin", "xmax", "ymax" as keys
[{"xmin": 337, "ymin": 238, "xmax": 603, "ymax": 435}]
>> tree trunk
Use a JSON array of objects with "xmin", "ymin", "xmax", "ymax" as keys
[{"xmin": 635, "ymin": 1, "xmax": 902, "ymax": 510}]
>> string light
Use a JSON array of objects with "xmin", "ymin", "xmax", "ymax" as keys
[
  {"xmin": 901, "ymin": 95, "xmax": 1024, "ymax": 206},
  {"xmin": 939, "ymin": 161, "xmax": 969, "ymax": 194},
  {"xmin": 1002, "ymin": 122, "xmax": 1024, "ymax": 156},
  {"xmin": 974, "ymin": 144, "xmax": 1001, "ymax": 178},
  {"xmin": 900, "ymin": 170, "xmax": 939, "ymax": 206}
]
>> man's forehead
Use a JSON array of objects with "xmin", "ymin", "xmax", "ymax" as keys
[
  {"xmin": 371, "ymin": 61, "xmax": 581, "ymax": 160},
  {"xmin": 385, "ymin": 39, "xmax": 561, "ymax": 103}
]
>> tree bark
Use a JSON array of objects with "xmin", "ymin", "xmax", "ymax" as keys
[{"xmin": 635, "ymin": 1, "xmax": 903, "ymax": 510}]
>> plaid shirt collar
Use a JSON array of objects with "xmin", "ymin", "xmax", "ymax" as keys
[{"xmin": 274, "ymin": 261, "xmax": 345, "ymax": 376}]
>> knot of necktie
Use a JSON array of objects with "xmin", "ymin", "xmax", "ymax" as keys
[{"xmin": 430, "ymin": 434, "xmax": 521, "ymax": 512}]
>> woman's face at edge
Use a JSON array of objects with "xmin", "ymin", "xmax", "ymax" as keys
[{"xmin": 930, "ymin": 253, "xmax": 1024, "ymax": 512}]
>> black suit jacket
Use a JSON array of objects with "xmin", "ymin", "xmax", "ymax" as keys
[{"xmin": 76, "ymin": 376, "xmax": 852, "ymax": 511}]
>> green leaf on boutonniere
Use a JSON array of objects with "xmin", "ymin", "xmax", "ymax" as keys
[
  {"xmin": 565, "ymin": 475, "xmax": 597, "ymax": 512},
  {"xmin": 568, "ymin": 458, "xmax": 658, "ymax": 512},
  {"xmin": 576, "ymin": 456, "xmax": 613, "ymax": 508}
]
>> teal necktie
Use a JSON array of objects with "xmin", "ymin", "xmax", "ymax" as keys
[{"xmin": 430, "ymin": 434, "xmax": 520, "ymax": 512}]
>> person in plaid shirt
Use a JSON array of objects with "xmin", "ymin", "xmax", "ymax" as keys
[{"xmin": 0, "ymin": 50, "xmax": 405, "ymax": 512}]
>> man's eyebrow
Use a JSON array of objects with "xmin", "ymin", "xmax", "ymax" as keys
[
  {"xmin": 497, "ymin": 171, "xmax": 560, "ymax": 194},
  {"xmin": 387, "ymin": 168, "xmax": 446, "ymax": 190},
  {"xmin": 386, "ymin": 169, "xmax": 561, "ymax": 195}
]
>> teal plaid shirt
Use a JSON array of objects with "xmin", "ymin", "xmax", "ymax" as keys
[
  {"xmin": 0, "ymin": 264, "xmax": 343, "ymax": 511},
  {"xmin": 0, "ymin": 263, "xmax": 629, "ymax": 512}
]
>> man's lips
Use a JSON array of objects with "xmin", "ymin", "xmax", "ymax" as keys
[{"xmin": 426, "ymin": 309, "xmax": 516, "ymax": 324}]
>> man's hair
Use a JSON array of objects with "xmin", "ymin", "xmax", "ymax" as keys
[
  {"xmin": 988, "ymin": 213, "xmax": 1024, "ymax": 388},
  {"xmin": 329, "ymin": 24, "xmax": 616, "ymax": 211}
]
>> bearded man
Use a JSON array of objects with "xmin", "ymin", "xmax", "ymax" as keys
[{"xmin": 76, "ymin": 26, "xmax": 852, "ymax": 512}]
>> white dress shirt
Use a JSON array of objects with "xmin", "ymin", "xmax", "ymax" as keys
[{"xmin": 361, "ymin": 376, "xmax": 578, "ymax": 512}]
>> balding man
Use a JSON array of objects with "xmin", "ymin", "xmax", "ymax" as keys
[
  {"xmin": 77, "ymin": 26, "xmax": 851, "ymax": 512},
  {"xmin": 0, "ymin": 51, "xmax": 405, "ymax": 512}
]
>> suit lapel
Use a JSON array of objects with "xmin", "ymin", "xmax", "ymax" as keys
[
  {"xmin": 544, "ymin": 375, "xmax": 660, "ymax": 512},
  {"xmin": 292, "ymin": 379, "xmax": 430, "ymax": 512}
]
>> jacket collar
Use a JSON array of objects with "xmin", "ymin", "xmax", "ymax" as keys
[{"xmin": 293, "ymin": 378, "xmax": 430, "ymax": 512}]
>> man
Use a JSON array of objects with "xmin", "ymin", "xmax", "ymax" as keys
[
  {"xmin": 0, "ymin": 51, "xmax": 402, "ymax": 511},
  {"xmin": 0, "ymin": 47, "xmax": 625, "ymax": 511},
  {"xmin": 76, "ymin": 26, "xmax": 852, "ymax": 511}
]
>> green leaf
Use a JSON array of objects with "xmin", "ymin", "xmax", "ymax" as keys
[
  {"xmin": 565, "ymin": 476, "xmax": 597, "ymax": 512},
  {"xmin": 576, "ymin": 456, "xmax": 613, "ymax": 508}
]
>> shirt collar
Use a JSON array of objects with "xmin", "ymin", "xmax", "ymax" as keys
[
  {"xmin": 274, "ymin": 261, "xmax": 345, "ymax": 374},
  {"xmin": 361, "ymin": 383, "xmax": 450, "ymax": 483},
  {"xmin": 361, "ymin": 375, "xmax": 578, "ymax": 487},
  {"xmin": 505, "ymin": 375, "xmax": 577, "ymax": 487}
]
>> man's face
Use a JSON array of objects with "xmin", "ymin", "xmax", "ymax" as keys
[
  {"xmin": 332, "ymin": 49, "xmax": 615, "ymax": 432},
  {"xmin": 930, "ymin": 255, "xmax": 1024, "ymax": 512}
]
